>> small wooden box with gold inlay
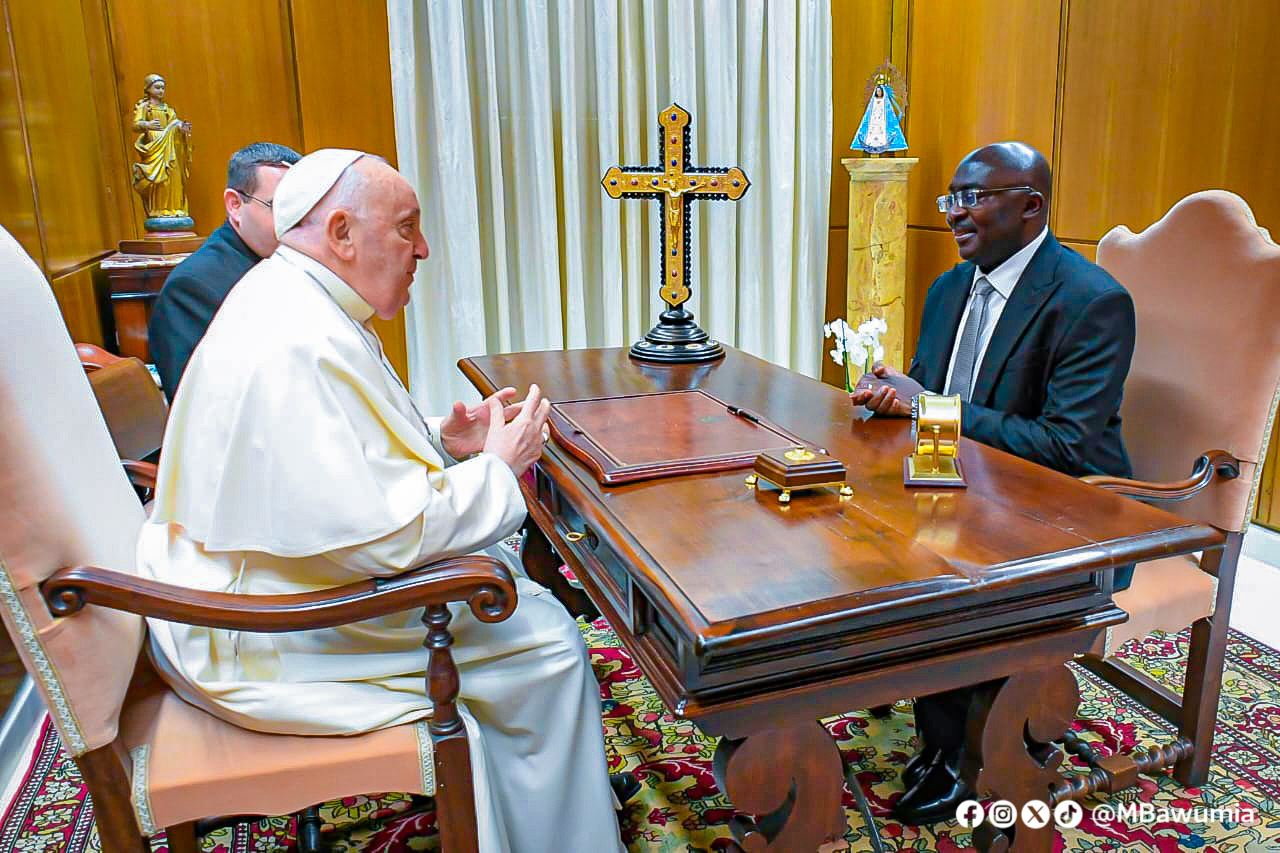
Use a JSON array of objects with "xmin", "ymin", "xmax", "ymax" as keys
[{"xmin": 745, "ymin": 446, "xmax": 852, "ymax": 504}]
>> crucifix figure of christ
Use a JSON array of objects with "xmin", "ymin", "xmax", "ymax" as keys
[{"xmin": 603, "ymin": 103, "xmax": 749, "ymax": 364}]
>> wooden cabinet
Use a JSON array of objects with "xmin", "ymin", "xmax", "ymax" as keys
[{"xmin": 100, "ymin": 253, "xmax": 187, "ymax": 361}]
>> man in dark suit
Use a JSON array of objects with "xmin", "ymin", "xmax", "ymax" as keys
[
  {"xmin": 148, "ymin": 142, "xmax": 301, "ymax": 399},
  {"xmin": 851, "ymin": 141, "xmax": 1137, "ymax": 825}
]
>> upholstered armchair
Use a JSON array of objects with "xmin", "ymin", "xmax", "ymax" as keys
[
  {"xmin": 1064, "ymin": 191, "xmax": 1280, "ymax": 793},
  {"xmin": 75, "ymin": 343, "xmax": 168, "ymax": 499},
  {"xmin": 0, "ymin": 227, "xmax": 512, "ymax": 853}
]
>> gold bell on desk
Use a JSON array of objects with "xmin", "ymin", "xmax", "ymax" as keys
[{"xmin": 904, "ymin": 393, "xmax": 967, "ymax": 487}]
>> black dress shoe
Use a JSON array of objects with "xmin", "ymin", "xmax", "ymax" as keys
[
  {"xmin": 610, "ymin": 771, "xmax": 642, "ymax": 808},
  {"xmin": 891, "ymin": 751, "xmax": 974, "ymax": 826},
  {"xmin": 900, "ymin": 744, "xmax": 940, "ymax": 791}
]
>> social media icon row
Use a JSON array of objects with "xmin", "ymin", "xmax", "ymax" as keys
[{"xmin": 955, "ymin": 799, "xmax": 1083, "ymax": 829}]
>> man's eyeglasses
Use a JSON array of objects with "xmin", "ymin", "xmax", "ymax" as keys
[
  {"xmin": 935, "ymin": 186, "xmax": 1037, "ymax": 214},
  {"xmin": 237, "ymin": 190, "xmax": 273, "ymax": 210}
]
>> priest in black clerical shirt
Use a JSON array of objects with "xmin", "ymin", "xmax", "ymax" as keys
[{"xmin": 148, "ymin": 142, "xmax": 300, "ymax": 399}]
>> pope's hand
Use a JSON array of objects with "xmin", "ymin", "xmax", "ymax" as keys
[
  {"xmin": 848, "ymin": 362, "xmax": 921, "ymax": 417},
  {"xmin": 484, "ymin": 383, "xmax": 552, "ymax": 477},
  {"xmin": 439, "ymin": 386, "xmax": 520, "ymax": 459}
]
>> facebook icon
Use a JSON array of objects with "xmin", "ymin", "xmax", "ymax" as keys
[{"xmin": 955, "ymin": 800, "xmax": 985, "ymax": 828}]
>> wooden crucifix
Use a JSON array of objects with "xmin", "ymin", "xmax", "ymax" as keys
[{"xmin": 603, "ymin": 103, "xmax": 749, "ymax": 363}]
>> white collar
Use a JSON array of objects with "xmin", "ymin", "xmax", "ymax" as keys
[
  {"xmin": 974, "ymin": 226, "xmax": 1049, "ymax": 300},
  {"xmin": 275, "ymin": 245, "xmax": 376, "ymax": 323}
]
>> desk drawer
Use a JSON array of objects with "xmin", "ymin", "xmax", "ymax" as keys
[{"xmin": 545, "ymin": 484, "xmax": 632, "ymax": 629}]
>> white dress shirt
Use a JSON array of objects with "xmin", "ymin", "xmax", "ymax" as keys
[{"xmin": 942, "ymin": 226, "xmax": 1049, "ymax": 398}]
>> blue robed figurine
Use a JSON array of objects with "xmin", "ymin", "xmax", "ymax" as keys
[{"xmin": 851, "ymin": 79, "xmax": 908, "ymax": 155}]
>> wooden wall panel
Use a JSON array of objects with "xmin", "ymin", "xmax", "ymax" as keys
[
  {"xmin": 903, "ymin": 226, "xmax": 956, "ymax": 361},
  {"xmin": 821, "ymin": 226, "xmax": 848, "ymax": 388},
  {"xmin": 829, "ymin": 0, "xmax": 893, "ymax": 229},
  {"xmin": 290, "ymin": 0, "xmax": 398, "ymax": 165},
  {"xmin": 904, "ymin": 0, "xmax": 1060, "ymax": 227},
  {"xmin": 1060, "ymin": 239, "xmax": 1096, "ymax": 263},
  {"xmin": 822, "ymin": 0, "xmax": 893, "ymax": 388},
  {"xmin": 289, "ymin": 0, "xmax": 406, "ymax": 381},
  {"xmin": 0, "ymin": 4, "xmax": 40, "ymax": 263},
  {"xmin": 80, "ymin": 0, "xmax": 136, "ymax": 245},
  {"xmin": 106, "ymin": 0, "xmax": 303, "ymax": 237},
  {"xmin": 1055, "ymin": 0, "xmax": 1280, "ymax": 243},
  {"xmin": 49, "ymin": 263, "xmax": 109, "ymax": 347},
  {"xmin": 7, "ymin": 0, "xmax": 120, "ymax": 274}
]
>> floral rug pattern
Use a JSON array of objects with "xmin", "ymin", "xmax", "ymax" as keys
[{"xmin": 3, "ymin": 622, "xmax": 1279, "ymax": 853}]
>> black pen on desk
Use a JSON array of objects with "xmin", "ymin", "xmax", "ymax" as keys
[{"xmin": 727, "ymin": 404, "xmax": 762, "ymax": 424}]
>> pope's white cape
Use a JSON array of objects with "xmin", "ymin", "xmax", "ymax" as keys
[
  {"xmin": 148, "ymin": 248, "xmax": 523, "ymax": 557},
  {"xmin": 137, "ymin": 247, "xmax": 622, "ymax": 852}
]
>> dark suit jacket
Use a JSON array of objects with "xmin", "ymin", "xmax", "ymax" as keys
[
  {"xmin": 908, "ymin": 232, "xmax": 1135, "ymax": 481},
  {"xmin": 148, "ymin": 221, "xmax": 260, "ymax": 399}
]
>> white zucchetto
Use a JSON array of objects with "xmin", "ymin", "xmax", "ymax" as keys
[{"xmin": 272, "ymin": 148, "xmax": 366, "ymax": 239}]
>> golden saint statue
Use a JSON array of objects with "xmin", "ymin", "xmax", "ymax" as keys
[{"xmin": 131, "ymin": 73, "xmax": 194, "ymax": 232}]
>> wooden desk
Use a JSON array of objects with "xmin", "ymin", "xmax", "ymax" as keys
[
  {"xmin": 461, "ymin": 347, "xmax": 1223, "ymax": 852},
  {"xmin": 101, "ymin": 252, "xmax": 190, "ymax": 361}
]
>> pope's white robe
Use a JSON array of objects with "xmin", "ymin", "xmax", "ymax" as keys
[{"xmin": 137, "ymin": 246, "xmax": 622, "ymax": 853}]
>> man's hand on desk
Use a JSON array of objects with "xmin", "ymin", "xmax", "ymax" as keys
[
  {"xmin": 849, "ymin": 363, "xmax": 925, "ymax": 418},
  {"xmin": 482, "ymin": 383, "xmax": 552, "ymax": 477}
]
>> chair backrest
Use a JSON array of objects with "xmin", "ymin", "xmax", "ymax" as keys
[
  {"xmin": 0, "ymin": 227, "xmax": 145, "ymax": 756},
  {"xmin": 85, "ymin": 356, "xmax": 169, "ymax": 461},
  {"xmin": 1097, "ymin": 191, "xmax": 1280, "ymax": 532}
]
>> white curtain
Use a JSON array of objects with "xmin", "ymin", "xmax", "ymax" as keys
[{"xmin": 388, "ymin": 0, "xmax": 832, "ymax": 413}]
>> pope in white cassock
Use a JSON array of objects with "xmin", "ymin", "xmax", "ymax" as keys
[{"xmin": 137, "ymin": 149, "xmax": 625, "ymax": 853}]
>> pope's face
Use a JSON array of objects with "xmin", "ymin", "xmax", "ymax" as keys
[{"xmin": 350, "ymin": 171, "xmax": 429, "ymax": 320}]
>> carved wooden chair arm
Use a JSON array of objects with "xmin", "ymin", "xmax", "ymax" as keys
[
  {"xmin": 1079, "ymin": 449, "xmax": 1240, "ymax": 501},
  {"xmin": 41, "ymin": 555, "xmax": 517, "ymax": 631},
  {"xmin": 76, "ymin": 342, "xmax": 126, "ymax": 372},
  {"xmin": 122, "ymin": 459, "xmax": 158, "ymax": 490}
]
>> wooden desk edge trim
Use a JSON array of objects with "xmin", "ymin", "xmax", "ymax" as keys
[
  {"xmin": 690, "ymin": 611, "xmax": 1125, "ymax": 733},
  {"xmin": 690, "ymin": 522, "xmax": 1220, "ymax": 654}
]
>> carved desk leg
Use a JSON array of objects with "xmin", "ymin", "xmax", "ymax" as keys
[
  {"xmin": 964, "ymin": 665, "xmax": 1079, "ymax": 853},
  {"xmin": 521, "ymin": 519, "xmax": 598, "ymax": 620},
  {"xmin": 711, "ymin": 720, "xmax": 847, "ymax": 851}
]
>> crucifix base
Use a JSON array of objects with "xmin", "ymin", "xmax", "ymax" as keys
[{"xmin": 630, "ymin": 307, "xmax": 725, "ymax": 364}]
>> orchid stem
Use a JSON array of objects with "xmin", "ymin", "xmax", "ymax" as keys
[{"xmin": 840, "ymin": 329, "xmax": 853, "ymax": 392}]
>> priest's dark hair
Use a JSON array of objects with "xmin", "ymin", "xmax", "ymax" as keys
[{"xmin": 227, "ymin": 142, "xmax": 302, "ymax": 195}]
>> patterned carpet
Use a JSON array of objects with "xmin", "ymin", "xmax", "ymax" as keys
[{"xmin": 3, "ymin": 620, "xmax": 1280, "ymax": 853}]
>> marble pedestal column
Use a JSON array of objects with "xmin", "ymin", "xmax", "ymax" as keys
[{"xmin": 842, "ymin": 156, "xmax": 918, "ymax": 370}]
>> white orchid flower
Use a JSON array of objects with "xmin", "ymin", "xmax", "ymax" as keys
[
  {"xmin": 857, "ymin": 317, "xmax": 888, "ymax": 347},
  {"xmin": 858, "ymin": 316, "xmax": 888, "ymax": 336},
  {"xmin": 854, "ymin": 317, "xmax": 887, "ymax": 371},
  {"xmin": 825, "ymin": 317, "xmax": 875, "ymax": 392},
  {"xmin": 849, "ymin": 330, "xmax": 871, "ymax": 357},
  {"xmin": 824, "ymin": 318, "xmax": 855, "ymax": 342}
]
